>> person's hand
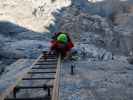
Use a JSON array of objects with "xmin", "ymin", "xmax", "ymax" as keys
[{"xmin": 43, "ymin": 54, "xmax": 48, "ymax": 60}]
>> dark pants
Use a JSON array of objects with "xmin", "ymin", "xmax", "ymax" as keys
[{"xmin": 51, "ymin": 47, "xmax": 67, "ymax": 58}]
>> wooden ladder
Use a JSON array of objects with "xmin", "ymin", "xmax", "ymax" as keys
[{"xmin": 0, "ymin": 51, "xmax": 61, "ymax": 100}]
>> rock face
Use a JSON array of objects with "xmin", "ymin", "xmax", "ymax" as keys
[
  {"xmin": 0, "ymin": 21, "xmax": 49, "ymax": 58},
  {"xmin": 48, "ymin": 0, "xmax": 131, "ymax": 56},
  {"xmin": 0, "ymin": 0, "xmax": 70, "ymax": 32},
  {"xmin": 0, "ymin": 0, "xmax": 133, "ymax": 66},
  {"xmin": 0, "ymin": 0, "xmax": 71, "ymax": 73},
  {"xmin": 0, "ymin": 0, "xmax": 133, "ymax": 99},
  {"xmin": 61, "ymin": 60, "xmax": 133, "ymax": 100},
  {"xmin": 114, "ymin": 13, "xmax": 133, "ymax": 55},
  {"xmin": 75, "ymin": 43, "xmax": 113, "ymax": 61}
]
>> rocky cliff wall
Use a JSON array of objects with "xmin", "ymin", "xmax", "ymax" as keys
[{"xmin": 0, "ymin": 0, "xmax": 133, "ymax": 73}]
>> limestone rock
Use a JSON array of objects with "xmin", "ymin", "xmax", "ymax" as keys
[{"xmin": 1, "ymin": 40, "xmax": 50, "ymax": 59}]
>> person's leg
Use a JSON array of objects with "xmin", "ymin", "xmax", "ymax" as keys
[
  {"xmin": 44, "ymin": 46, "xmax": 56, "ymax": 59},
  {"xmin": 63, "ymin": 51, "xmax": 70, "ymax": 59}
]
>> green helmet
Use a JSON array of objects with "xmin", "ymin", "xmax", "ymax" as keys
[{"xmin": 57, "ymin": 33, "xmax": 68, "ymax": 43}]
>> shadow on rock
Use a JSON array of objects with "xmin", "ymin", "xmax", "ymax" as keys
[{"xmin": 0, "ymin": 21, "xmax": 50, "ymax": 67}]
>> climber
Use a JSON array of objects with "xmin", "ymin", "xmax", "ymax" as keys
[{"xmin": 48, "ymin": 32, "xmax": 74, "ymax": 58}]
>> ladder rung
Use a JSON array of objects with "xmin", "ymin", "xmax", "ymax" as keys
[
  {"xmin": 5, "ymin": 96, "xmax": 50, "ymax": 100},
  {"xmin": 42, "ymin": 51, "xmax": 56, "ymax": 55},
  {"xmin": 38, "ymin": 60, "xmax": 57, "ymax": 62},
  {"xmin": 43, "ymin": 54, "xmax": 57, "ymax": 57},
  {"xmin": 41, "ymin": 57, "xmax": 57, "ymax": 59},
  {"xmin": 40, "ymin": 57, "xmax": 57, "ymax": 59},
  {"xmin": 41, "ymin": 55, "xmax": 56, "ymax": 57},
  {"xmin": 42, "ymin": 51, "xmax": 48, "ymax": 54},
  {"xmin": 15, "ymin": 85, "xmax": 53, "ymax": 90},
  {"xmin": 43, "ymin": 52, "xmax": 57, "ymax": 55},
  {"xmin": 28, "ymin": 71, "xmax": 56, "ymax": 74},
  {"xmin": 42, "ymin": 55, "xmax": 57, "ymax": 57},
  {"xmin": 36, "ymin": 63, "xmax": 57, "ymax": 64},
  {"xmin": 42, "ymin": 53, "xmax": 57, "ymax": 55},
  {"xmin": 32, "ymin": 67, "xmax": 56, "ymax": 69},
  {"xmin": 39, "ymin": 59, "xmax": 57, "ymax": 61},
  {"xmin": 42, "ymin": 51, "xmax": 56, "ymax": 53},
  {"xmin": 22, "ymin": 77, "xmax": 55, "ymax": 80},
  {"xmin": 35, "ymin": 63, "xmax": 56, "ymax": 65}
]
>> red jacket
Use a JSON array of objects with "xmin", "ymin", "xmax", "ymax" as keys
[{"xmin": 50, "ymin": 32, "xmax": 74, "ymax": 52}]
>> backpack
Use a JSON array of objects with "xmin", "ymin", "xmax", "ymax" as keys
[{"xmin": 56, "ymin": 41, "xmax": 67, "ymax": 49}]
